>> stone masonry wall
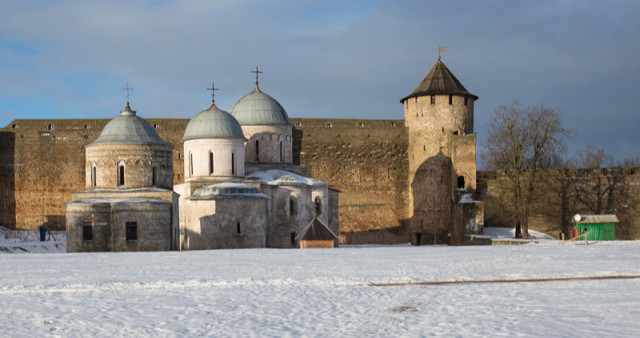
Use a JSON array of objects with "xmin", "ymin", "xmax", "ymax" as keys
[{"xmin": 290, "ymin": 118, "xmax": 410, "ymax": 244}]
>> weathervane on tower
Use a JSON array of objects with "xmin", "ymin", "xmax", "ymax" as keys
[{"xmin": 251, "ymin": 66, "xmax": 263, "ymax": 88}]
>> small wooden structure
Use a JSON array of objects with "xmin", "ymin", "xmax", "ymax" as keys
[
  {"xmin": 296, "ymin": 216, "xmax": 338, "ymax": 248},
  {"xmin": 573, "ymin": 214, "xmax": 618, "ymax": 241}
]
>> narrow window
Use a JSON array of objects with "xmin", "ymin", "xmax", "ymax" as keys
[
  {"xmin": 255, "ymin": 140, "xmax": 260, "ymax": 162},
  {"xmin": 280, "ymin": 142, "xmax": 284, "ymax": 162},
  {"xmin": 326, "ymin": 123, "xmax": 332, "ymax": 128},
  {"xmin": 295, "ymin": 123, "xmax": 300, "ymax": 127},
  {"xmin": 291, "ymin": 232, "xmax": 296, "ymax": 245},
  {"xmin": 231, "ymin": 153, "xmax": 236, "ymax": 175},
  {"xmin": 236, "ymin": 222, "xmax": 242, "ymax": 235},
  {"xmin": 464, "ymin": 96, "xmax": 468, "ymax": 106},
  {"xmin": 83, "ymin": 226, "xmax": 93, "ymax": 241},
  {"xmin": 118, "ymin": 165, "xmax": 125, "ymax": 186},
  {"xmin": 449, "ymin": 95, "xmax": 453, "ymax": 105},
  {"xmin": 358, "ymin": 122, "xmax": 363, "ymax": 127},
  {"xmin": 390, "ymin": 122, "xmax": 395, "ymax": 127},
  {"xmin": 430, "ymin": 95, "xmax": 435, "ymax": 104},
  {"xmin": 11, "ymin": 124, "xmax": 17, "ymax": 129},
  {"xmin": 152, "ymin": 167, "xmax": 157, "ymax": 186},
  {"xmin": 189, "ymin": 153, "xmax": 193, "ymax": 176},
  {"xmin": 84, "ymin": 124, "xmax": 89, "ymax": 129},
  {"xmin": 126, "ymin": 222, "xmax": 137, "ymax": 241},
  {"xmin": 290, "ymin": 197, "xmax": 296, "ymax": 216},
  {"xmin": 177, "ymin": 152, "xmax": 181, "ymax": 160},
  {"xmin": 209, "ymin": 152, "xmax": 214, "ymax": 175},
  {"xmin": 92, "ymin": 166, "xmax": 96, "ymax": 187},
  {"xmin": 457, "ymin": 176, "xmax": 465, "ymax": 189},
  {"xmin": 315, "ymin": 196, "xmax": 322, "ymax": 215},
  {"xmin": 423, "ymin": 145, "xmax": 426, "ymax": 151},
  {"xmin": 154, "ymin": 124, "xmax": 158, "ymax": 129},
  {"xmin": 47, "ymin": 124, "xmax": 53, "ymax": 130}
]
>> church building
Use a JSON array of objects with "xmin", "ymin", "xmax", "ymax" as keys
[{"xmin": 65, "ymin": 75, "xmax": 339, "ymax": 252}]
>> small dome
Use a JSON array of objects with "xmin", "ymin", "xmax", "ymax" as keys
[
  {"xmin": 229, "ymin": 86, "xmax": 291, "ymax": 125},
  {"xmin": 183, "ymin": 103, "xmax": 245, "ymax": 141},
  {"xmin": 89, "ymin": 103, "xmax": 169, "ymax": 146}
]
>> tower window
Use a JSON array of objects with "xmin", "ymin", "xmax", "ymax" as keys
[
  {"xmin": 82, "ymin": 226, "xmax": 93, "ymax": 241},
  {"xmin": 457, "ymin": 176, "xmax": 465, "ymax": 189},
  {"xmin": 326, "ymin": 123, "xmax": 332, "ymax": 128},
  {"xmin": 464, "ymin": 97, "xmax": 468, "ymax": 106},
  {"xmin": 11, "ymin": 124, "xmax": 17, "ymax": 129},
  {"xmin": 430, "ymin": 95, "xmax": 435, "ymax": 104},
  {"xmin": 236, "ymin": 222, "xmax": 242, "ymax": 235},
  {"xmin": 47, "ymin": 124, "xmax": 53, "ymax": 130},
  {"xmin": 189, "ymin": 153, "xmax": 193, "ymax": 176},
  {"xmin": 209, "ymin": 152, "xmax": 214, "ymax": 175},
  {"xmin": 177, "ymin": 152, "xmax": 181, "ymax": 160},
  {"xmin": 152, "ymin": 167, "xmax": 157, "ymax": 185},
  {"xmin": 154, "ymin": 124, "xmax": 158, "ymax": 129},
  {"xmin": 84, "ymin": 124, "xmax": 89, "ymax": 129},
  {"xmin": 449, "ymin": 95, "xmax": 453, "ymax": 105},
  {"xmin": 126, "ymin": 222, "xmax": 137, "ymax": 241},
  {"xmin": 118, "ymin": 165, "xmax": 125, "ymax": 186},
  {"xmin": 291, "ymin": 232, "xmax": 297, "ymax": 245},
  {"xmin": 390, "ymin": 122, "xmax": 395, "ymax": 127},
  {"xmin": 295, "ymin": 122, "xmax": 300, "ymax": 127},
  {"xmin": 92, "ymin": 166, "xmax": 96, "ymax": 187}
]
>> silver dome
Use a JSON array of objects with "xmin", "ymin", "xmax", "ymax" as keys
[
  {"xmin": 183, "ymin": 103, "xmax": 245, "ymax": 141},
  {"xmin": 88, "ymin": 103, "xmax": 169, "ymax": 146},
  {"xmin": 229, "ymin": 86, "xmax": 291, "ymax": 125}
]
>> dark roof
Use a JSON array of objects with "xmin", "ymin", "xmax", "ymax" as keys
[
  {"xmin": 295, "ymin": 217, "xmax": 338, "ymax": 241},
  {"xmin": 400, "ymin": 57, "xmax": 478, "ymax": 103}
]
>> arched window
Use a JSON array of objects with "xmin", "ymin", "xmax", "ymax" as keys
[
  {"xmin": 255, "ymin": 140, "xmax": 260, "ymax": 162},
  {"xmin": 118, "ymin": 164, "xmax": 125, "ymax": 186},
  {"xmin": 289, "ymin": 197, "xmax": 297, "ymax": 216},
  {"xmin": 91, "ymin": 166, "xmax": 96, "ymax": 187},
  {"xmin": 189, "ymin": 153, "xmax": 193, "ymax": 176},
  {"xmin": 209, "ymin": 152, "xmax": 214, "ymax": 175},
  {"xmin": 315, "ymin": 196, "xmax": 322, "ymax": 215},
  {"xmin": 231, "ymin": 153, "xmax": 236, "ymax": 175}
]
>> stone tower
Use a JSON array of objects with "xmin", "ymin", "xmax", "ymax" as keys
[{"xmin": 400, "ymin": 57, "xmax": 479, "ymax": 245}]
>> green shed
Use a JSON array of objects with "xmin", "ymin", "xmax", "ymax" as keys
[{"xmin": 573, "ymin": 214, "xmax": 618, "ymax": 241}]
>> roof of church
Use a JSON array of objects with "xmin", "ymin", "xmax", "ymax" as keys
[
  {"xmin": 246, "ymin": 169, "xmax": 328, "ymax": 187},
  {"xmin": 190, "ymin": 182, "xmax": 269, "ymax": 200},
  {"xmin": 88, "ymin": 103, "xmax": 170, "ymax": 147},
  {"xmin": 400, "ymin": 57, "xmax": 478, "ymax": 103},
  {"xmin": 295, "ymin": 216, "xmax": 338, "ymax": 241},
  {"xmin": 229, "ymin": 85, "xmax": 291, "ymax": 126},
  {"xmin": 183, "ymin": 103, "xmax": 245, "ymax": 141}
]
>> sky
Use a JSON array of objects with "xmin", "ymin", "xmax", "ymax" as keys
[{"xmin": 1, "ymin": 0, "xmax": 639, "ymax": 163}]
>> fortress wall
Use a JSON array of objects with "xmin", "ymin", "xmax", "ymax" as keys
[{"xmin": 291, "ymin": 118, "xmax": 410, "ymax": 244}]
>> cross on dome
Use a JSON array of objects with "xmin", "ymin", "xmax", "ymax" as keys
[
  {"xmin": 251, "ymin": 66, "xmax": 263, "ymax": 89},
  {"xmin": 121, "ymin": 82, "xmax": 133, "ymax": 105},
  {"xmin": 207, "ymin": 82, "xmax": 219, "ymax": 103}
]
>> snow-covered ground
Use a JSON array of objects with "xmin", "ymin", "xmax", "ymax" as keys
[{"xmin": 1, "ymin": 229, "xmax": 640, "ymax": 337}]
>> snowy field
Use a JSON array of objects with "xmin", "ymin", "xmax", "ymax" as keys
[{"xmin": 1, "ymin": 231, "xmax": 640, "ymax": 336}]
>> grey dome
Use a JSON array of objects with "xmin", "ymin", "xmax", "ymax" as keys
[
  {"xmin": 88, "ymin": 103, "xmax": 169, "ymax": 146},
  {"xmin": 183, "ymin": 103, "xmax": 245, "ymax": 141},
  {"xmin": 229, "ymin": 86, "xmax": 291, "ymax": 125}
]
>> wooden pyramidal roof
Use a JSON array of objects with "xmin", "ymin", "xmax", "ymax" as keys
[
  {"xmin": 400, "ymin": 56, "xmax": 478, "ymax": 103},
  {"xmin": 295, "ymin": 216, "xmax": 338, "ymax": 241}
]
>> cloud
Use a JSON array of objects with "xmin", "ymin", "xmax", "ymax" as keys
[{"xmin": 1, "ymin": 0, "xmax": 639, "ymax": 161}]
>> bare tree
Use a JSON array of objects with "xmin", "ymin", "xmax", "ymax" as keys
[{"xmin": 483, "ymin": 100, "xmax": 570, "ymax": 238}]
